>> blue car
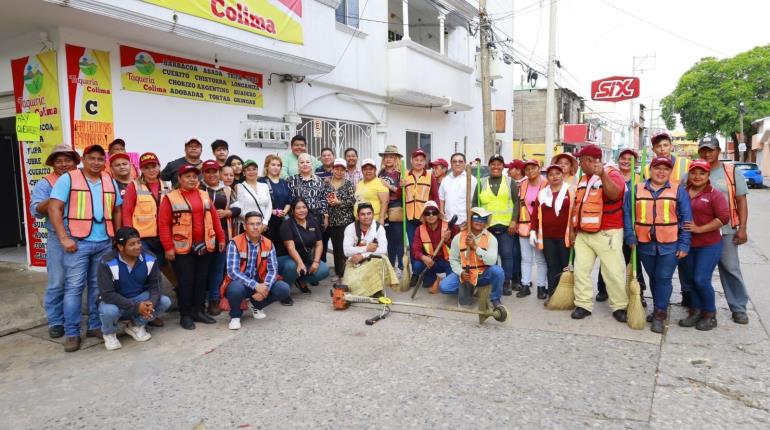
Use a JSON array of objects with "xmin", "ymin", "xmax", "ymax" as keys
[{"xmin": 734, "ymin": 162, "xmax": 764, "ymax": 188}]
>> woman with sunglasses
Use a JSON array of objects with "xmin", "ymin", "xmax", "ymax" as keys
[{"xmin": 411, "ymin": 201, "xmax": 458, "ymax": 293}]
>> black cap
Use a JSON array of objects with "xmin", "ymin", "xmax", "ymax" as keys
[
  {"xmin": 211, "ymin": 139, "xmax": 229, "ymax": 151},
  {"xmin": 114, "ymin": 227, "xmax": 140, "ymax": 246},
  {"xmin": 488, "ymin": 154, "xmax": 505, "ymax": 165},
  {"xmin": 698, "ymin": 136, "xmax": 720, "ymax": 150}
]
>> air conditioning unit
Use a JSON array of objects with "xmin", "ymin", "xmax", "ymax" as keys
[{"xmin": 241, "ymin": 120, "xmax": 293, "ymax": 149}]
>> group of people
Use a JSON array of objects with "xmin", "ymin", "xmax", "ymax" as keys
[{"xmin": 31, "ymin": 130, "xmax": 751, "ymax": 352}]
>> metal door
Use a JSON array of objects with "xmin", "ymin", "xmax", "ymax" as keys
[
  {"xmin": 297, "ymin": 116, "xmax": 373, "ymax": 160},
  {"xmin": 0, "ymin": 117, "xmax": 26, "ymax": 247}
]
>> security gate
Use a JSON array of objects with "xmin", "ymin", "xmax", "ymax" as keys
[{"xmin": 297, "ymin": 116, "xmax": 373, "ymax": 160}]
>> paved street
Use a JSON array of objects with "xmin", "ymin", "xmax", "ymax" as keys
[{"xmin": 0, "ymin": 190, "xmax": 768, "ymax": 429}]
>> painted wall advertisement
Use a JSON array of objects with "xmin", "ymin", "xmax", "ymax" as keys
[
  {"xmin": 120, "ymin": 45, "xmax": 264, "ymax": 108},
  {"xmin": 66, "ymin": 44, "xmax": 115, "ymax": 151},
  {"xmin": 11, "ymin": 50, "xmax": 64, "ymax": 267},
  {"xmin": 142, "ymin": 0, "xmax": 303, "ymax": 45}
]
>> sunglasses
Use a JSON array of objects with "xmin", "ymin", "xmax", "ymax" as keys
[
  {"xmin": 423, "ymin": 211, "xmax": 439, "ymax": 216},
  {"xmin": 471, "ymin": 215, "xmax": 489, "ymax": 222}
]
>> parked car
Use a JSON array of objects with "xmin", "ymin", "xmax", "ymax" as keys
[{"xmin": 733, "ymin": 162, "xmax": 764, "ymax": 188}]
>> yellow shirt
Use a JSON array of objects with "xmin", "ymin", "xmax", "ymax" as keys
[{"xmin": 355, "ymin": 178, "xmax": 389, "ymax": 219}]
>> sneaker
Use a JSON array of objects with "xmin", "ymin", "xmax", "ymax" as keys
[
  {"xmin": 731, "ymin": 312, "xmax": 749, "ymax": 325},
  {"xmin": 48, "ymin": 325, "xmax": 64, "ymax": 339},
  {"xmin": 103, "ymin": 333, "xmax": 122, "ymax": 350},
  {"xmin": 124, "ymin": 323, "xmax": 152, "ymax": 342},
  {"xmin": 252, "ymin": 308, "xmax": 267, "ymax": 320},
  {"xmin": 228, "ymin": 318, "xmax": 241, "ymax": 330}
]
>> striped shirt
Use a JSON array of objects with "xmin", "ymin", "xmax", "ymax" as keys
[{"xmin": 225, "ymin": 237, "xmax": 278, "ymax": 290}]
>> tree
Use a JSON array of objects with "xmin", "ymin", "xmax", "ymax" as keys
[{"xmin": 661, "ymin": 45, "xmax": 770, "ymax": 159}]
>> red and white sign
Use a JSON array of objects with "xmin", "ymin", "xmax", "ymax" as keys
[{"xmin": 590, "ymin": 76, "xmax": 640, "ymax": 102}]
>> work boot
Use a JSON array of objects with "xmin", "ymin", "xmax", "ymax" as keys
[
  {"xmin": 207, "ymin": 300, "xmax": 221, "ymax": 316},
  {"xmin": 511, "ymin": 276, "xmax": 522, "ymax": 291},
  {"xmin": 571, "ymin": 307, "xmax": 592, "ymax": 319},
  {"xmin": 502, "ymin": 280, "xmax": 513, "ymax": 296},
  {"xmin": 86, "ymin": 328, "xmax": 103, "ymax": 339},
  {"xmin": 612, "ymin": 309, "xmax": 628, "ymax": 323},
  {"xmin": 596, "ymin": 291, "xmax": 608, "ymax": 302},
  {"xmin": 193, "ymin": 310, "xmax": 216, "ymax": 324},
  {"xmin": 678, "ymin": 309, "xmax": 701, "ymax": 328},
  {"xmin": 537, "ymin": 286, "xmax": 547, "ymax": 300},
  {"xmin": 48, "ymin": 325, "xmax": 64, "ymax": 339},
  {"xmin": 650, "ymin": 309, "xmax": 667, "ymax": 334},
  {"xmin": 731, "ymin": 312, "xmax": 749, "ymax": 325},
  {"xmin": 696, "ymin": 312, "xmax": 718, "ymax": 331},
  {"xmin": 516, "ymin": 283, "xmax": 532, "ymax": 298},
  {"xmin": 458, "ymin": 282, "xmax": 474, "ymax": 307},
  {"xmin": 63, "ymin": 336, "xmax": 81, "ymax": 353}
]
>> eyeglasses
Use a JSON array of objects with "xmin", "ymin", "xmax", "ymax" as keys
[{"xmin": 423, "ymin": 211, "xmax": 439, "ymax": 216}]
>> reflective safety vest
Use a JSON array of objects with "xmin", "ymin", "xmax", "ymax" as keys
[
  {"xmin": 722, "ymin": 163, "xmax": 740, "ymax": 228},
  {"xmin": 458, "ymin": 230, "xmax": 490, "ymax": 286},
  {"xmin": 571, "ymin": 170, "xmax": 622, "ymax": 233},
  {"xmin": 43, "ymin": 172, "xmax": 60, "ymax": 188},
  {"xmin": 404, "ymin": 170, "xmax": 433, "ymax": 220},
  {"xmin": 516, "ymin": 178, "xmax": 546, "ymax": 236},
  {"xmin": 132, "ymin": 179, "xmax": 171, "ymax": 238},
  {"xmin": 479, "ymin": 176, "xmax": 513, "ymax": 227},
  {"xmin": 218, "ymin": 233, "xmax": 273, "ymax": 311},
  {"xmin": 66, "ymin": 169, "xmax": 117, "ymax": 239},
  {"xmin": 644, "ymin": 156, "xmax": 690, "ymax": 182},
  {"xmin": 418, "ymin": 220, "xmax": 450, "ymax": 260},
  {"xmin": 634, "ymin": 181, "xmax": 679, "ymax": 244},
  {"xmin": 165, "ymin": 189, "xmax": 216, "ymax": 254}
]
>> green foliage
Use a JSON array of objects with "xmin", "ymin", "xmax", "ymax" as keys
[{"xmin": 660, "ymin": 45, "xmax": 770, "ymax": 140}]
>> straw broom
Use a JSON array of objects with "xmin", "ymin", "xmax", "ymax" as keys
[
  {"xmin": 400, "ymin": 158, "xmax": 412, "ymax": 292},
  {"xmin": 627, "ymin": 154, "xmax": 645, "ymax": 329}
]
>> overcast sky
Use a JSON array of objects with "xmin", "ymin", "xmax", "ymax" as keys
[{"xmin": 495, "ymin": 0, "xmax": 770, "ymax": 131}]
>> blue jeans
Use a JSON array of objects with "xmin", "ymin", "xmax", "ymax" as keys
[
  {"xmin": 43, "ymin": 234, "xmax": 66, "ymax": 327},
  {"xmin": 718, "ymin": 235, "xmax": 750, "ymax": 313},
  {"xmin": 405, "ymin": 220, "xmax": 421, "ymax": 267},
  {"xmin": 385, "ymin": 221, "xmax": 404, "ymax": 270},
  {"xmin": 439, "ymin": 265, "xmax": 504, "ymax": 301},
  {"xmin": 207, "ymin": 249, "xmax": 227, "ymax": 301},
  {"xmin": 225, "ymin": 280, "xmax": 291, "ymax": 318},
  {"xmin": 638, "ymin": 251, "xmax": 679, "ymax": 312},
  {"xmin": 412, "ymin": 259, "xmax": 453, "ymax": 287},
  {"xmin": 488, "ymin": 225, "xmax": 516, "ymax": 281},
  {"xmin": 98, "ymin": 292, "xmax": 172, "ymax": 335},
  {"xmin": 679, "ymin": 242, "xmax": 722, "ymax": 313},
  {"xmin": 277, "ymin": 255, "xmax": 330, "ymax": 287},
  {"xmin": 63, "ymin": 239, "xmax": 111, "ymax": 337}
]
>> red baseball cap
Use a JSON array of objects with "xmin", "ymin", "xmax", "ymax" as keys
[
  {"xmin": 575, "ymin": 144, "xmax": 602, "ymax": 159},
  {"xmin": 201, "ymin": 159, "xmax": 220, "ymax": 172},
  {"xmin": 618, "ymin": 148, "xmax": 639, "ymax": 160},
  {"xmin": 411, "ymin": 149, "xmax": 427, "ymax": 158},
  {"xmin": 139, "ymin": 152, "xmax": 160, "ymax": 168},
  {"xmin": 522, "ymin": 159, "xmax": 540, "ymax": 169},
  {"xmin": 430, "ymin": 158, "xmax": 448, "ymax": 168},
  {"xmin": 650, "ymin": 156, "xmax": 674, "ymax": 169},
  {"xmin": 109, "ymin": 152, "xmax": 130, "ymax": 165},
  {"xmin": 178, "ymin": 164, "xmax": 201, "ymax": 176},
  {"xmin": 689, "ymin": 159, "xmax": 710, "ymax": 172},
  {"xmin": 508, "ymin": 160, "xmax": 525, "ymax": 170}
]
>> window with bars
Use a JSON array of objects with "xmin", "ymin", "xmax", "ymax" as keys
[{"xmin": 335, "ymin": 0, "xmax": 359, "ymax": 28}]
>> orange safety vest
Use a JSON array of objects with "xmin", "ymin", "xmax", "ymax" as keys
[
  {"xmin": 634, "ymin": 181, "xmax": 679, "ymax": 244},
  {"xmin": 43, "ymin": 172, "xmax": 60, "ymax": 187},
  {"xmin": 458, "ymin": 230, "xmax": 490, "ymax": 286},
  {"xmin": 66, "ymin": 169, "xmax": 117, "ymax": 239},
  {"xmin": 536, "ymin": 188, "xmax": 574, "ymax": 250},
  {"xmin": 165, "ymin": 189, "xmax": 217, "ymax": 254},
  {"xmin": 516, "ymin": 178, "xmax": 546, "ymax": 236},
  {"xmin": 218, "ymin": 233, "xmax": 273, "ymax": 311},
  {"xmin": 404, "ymin": 170, "xmax": 433, "ymax": 220},
  {"xmin": 418, "ymin": 220, "xmax": 450, "ymax": 260},
  {"xmin": 722, "ymin": 163, "xmax": 740, "ymax": 228},
  {"xmin": 132, "ymin": 179, "xmax": 171, "ymax": 238},
  {"xmin": 571, "ymin": 170, "xmax": 622, "ymax": 233}
]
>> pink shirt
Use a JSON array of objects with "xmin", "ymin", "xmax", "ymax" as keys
[{"xmin": 524, "ymin": 179, "xmax": 542, "ymax": 215}]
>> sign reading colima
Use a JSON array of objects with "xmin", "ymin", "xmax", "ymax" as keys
[{"xmin": 590, "ymin": 76, "xmax": 640, "ymax": 102}]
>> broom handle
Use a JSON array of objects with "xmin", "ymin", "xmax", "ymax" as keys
[
  {"xmin": 401, "ymin": 158, "xmax": 408, "ymax": 248},
  {"xmin": 567, "ymin": 166, "xmax": 582, "ymax": 266}
]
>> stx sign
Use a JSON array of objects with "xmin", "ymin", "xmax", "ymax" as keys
[{"xmin": 590, "ymin": 76, "xmax": 640, "ymax": 102}]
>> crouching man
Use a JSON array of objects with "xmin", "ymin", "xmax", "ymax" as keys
[
  {"xmin": 97, "ymin": 227, "xmax": 171, "ymax": 351},
  {"xmin": 343, "ymin": 203, "xmax": 397, "ymax": 296},
  {"xmin": 221, "ymin": 211, "xmax": 290, "ymax": 330}
]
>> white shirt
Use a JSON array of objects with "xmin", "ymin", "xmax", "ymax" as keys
[
  {"xmin": 235, "ymin": 181, "xmax": 273, "ymax": 225},
  {"xmin": 439, "ymin": 170, "xmax": 477, "ymax": 224},
  {"xmin": 343, "ymin": 221, "xmax": 387, "ymax": 259}
]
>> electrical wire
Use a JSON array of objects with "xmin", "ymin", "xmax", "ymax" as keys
[{"xmin": 308, "ymin": 0, "xmax": 372, "ymax": 84}]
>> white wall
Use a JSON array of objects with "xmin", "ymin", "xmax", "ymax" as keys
[{"xmin": 0, "ymin": 31, "xmax": 59, "ymax": 94}]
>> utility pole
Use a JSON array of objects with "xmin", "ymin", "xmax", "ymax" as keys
[
  {"xmin": 479, "ymin": 0, "xmax": 495, "ymax": 159},
  {"xmin": 543, "ymin": 0, "xmax": 557, "ymax": 163},
  {"xmin": 629, "ymin": 54, "xmax": 655, "ymax": 149}
]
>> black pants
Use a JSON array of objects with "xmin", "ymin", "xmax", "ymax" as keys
[
  {"xmin": 598, "ymin": 243, "xmax": 646, "ymax": 294},
  {"xmin": 542, "ymin": 237, "xmax": 570, "ymax": 293},
  {"xmin": 172, "ymin": 252, "xmax": 213, "ymax": 317},
  {"xmin": 328, "ymin": 225, "xmax": 347, "ymax": 278}
]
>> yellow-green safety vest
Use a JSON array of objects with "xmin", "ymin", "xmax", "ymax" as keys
[{"xmin": 479, "ymin": 176, "xmax": 513, "ymax": 226}]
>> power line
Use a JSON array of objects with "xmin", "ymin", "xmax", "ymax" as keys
[{"xmin": 308, "ymin": 0, "xmax": 372, "ymax": 84}]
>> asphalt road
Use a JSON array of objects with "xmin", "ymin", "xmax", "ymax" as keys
[{"xmin": 1, "ymin": 190, "xmax": 769, "ymax": 429}]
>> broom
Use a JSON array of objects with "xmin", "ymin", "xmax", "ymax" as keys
[
  {"xmin": 626, "ymin": 154, "xmax": 645, "ymax": 329},
  {"xmin": 400, "ymin": 157, "xmax": 412, "ymax": 292}
]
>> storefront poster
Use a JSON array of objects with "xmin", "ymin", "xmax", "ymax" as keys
[
  {"xmin": 142, "ymin": 0, "xmax": 303, "ymax": 45},
  {"xmin": 120, "ymin": 45, "xmax": 264, "ymax": 108},
  {"xmin": 66, "ymin": 45, "xmax": 115, "ymax": 151},
  {"xmin": 11, "ymin": 50, "xmax": 65, "ymax": 267}
]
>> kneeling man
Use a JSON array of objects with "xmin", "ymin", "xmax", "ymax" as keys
[
  {"xmin": 222, "ymin": 211, "xmax": 290, "ymax": 330},
  {"xmin": 97, "ymin": 227, "xmax": 171, "ymax": 351},
  {"xmin": 343, "ymin": 203, "xmax": 396, "ymax": 296},
  {"xmin": 440, "ymin": 207, "xmax": 504, "ymax": 307}
]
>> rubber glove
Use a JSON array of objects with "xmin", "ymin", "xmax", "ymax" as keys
[{"xmin": 529, "ymin": 231, "xmax": 538, "ymax": 247}]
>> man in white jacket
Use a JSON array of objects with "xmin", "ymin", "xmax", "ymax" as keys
[{"xmin": 342, "ymin": 203, "xmax": 391, "ymax": 296}]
